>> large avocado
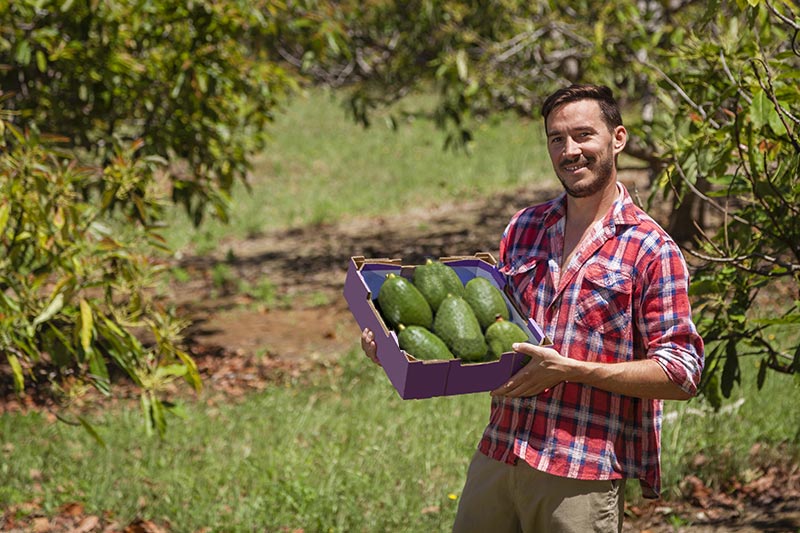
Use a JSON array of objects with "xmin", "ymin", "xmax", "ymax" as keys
[
  {"xmin": 397, "ymin": 324, "xmax": 455, "ymax": 361},
  {"xmin": 485, "ymin": 317, "xmax": 530, "ymax": 360},
  {"xmin": 413, "ymin": 259, "xmax": 465, "ymax": 311},
  {"xmin": 464, "ymin": 277, "xmax": 510, "ymax": 331},
  {"xmin": 433, "ymin": 294, "xmax": 487, "ymax": 362},
  {"xmin": 377, "ymin": 273, "xmax": 433, "ymax": 329}
]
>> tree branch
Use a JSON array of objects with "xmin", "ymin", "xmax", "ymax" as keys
[
  {"xmin": 686, "ymin": 248, "xmax": 800, "ymax": 276},
  {"xmin": 641, "ymin": 60, "xmax": 721, "ymax": 129}
]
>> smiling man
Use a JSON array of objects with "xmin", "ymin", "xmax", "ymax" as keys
[
  {"xmin": 454, "ymin": 84, "xmax": 705, "ymax": 532},
  {"xmin": 361, "ymin": 84, "xmax": 704, "ymax": 532}
]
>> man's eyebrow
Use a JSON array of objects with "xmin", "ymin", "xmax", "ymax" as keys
[{"xmin": 546, "ymin": 125, "xmax": 596, "ymax": 137}]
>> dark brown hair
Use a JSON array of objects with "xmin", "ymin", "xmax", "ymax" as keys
[{"xmin": 541, "ymin": 84, "xmax": 623, "ymax": 131}]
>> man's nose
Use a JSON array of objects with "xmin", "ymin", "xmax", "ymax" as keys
[{"xmin": 563, "ymin": 136, "xmax": 580, "ymax": 157}]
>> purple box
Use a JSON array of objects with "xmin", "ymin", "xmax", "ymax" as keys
[{"xmin": 343, "ymin": 253, "xmax": 549, "ymax": 399}]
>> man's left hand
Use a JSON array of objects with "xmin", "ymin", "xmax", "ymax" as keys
[{"xmin": 490, "ymin": 343, "xmax": 572, "ymax": 398}]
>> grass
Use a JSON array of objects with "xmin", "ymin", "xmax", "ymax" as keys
[
  {"xmin": 1, "ymin": 349, "xmax": 487, "ymax": 531},
  {"xmin": 165, "ymin": 88, "xmax": 552, "ymax": 254},
  {"xmin": 2, "ymin": 348, "xmax": 798, "ymax": 531},
  {"xmin": 659, "ymin": 355, "xmax": 800, "ymax": 498}
]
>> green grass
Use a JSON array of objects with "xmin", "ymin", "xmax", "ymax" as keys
[
  {"xmin": 659, "ymin": 357, "xmax": 800, "ymax": 499},
  {"xmin": 3, "ymin": 348, "xmax": 798, "ymax": 531},
  {"xmin": 166, "ymin": 89, "xmax": 552, "ymax": 254},
  {"xmin": 1, "ymin": 349, "xmax": 487, "ymax": 531}
]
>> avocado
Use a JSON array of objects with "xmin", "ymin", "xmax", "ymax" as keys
[
  {"xmin": 433, "ymin": 294, "xmax": 488, "ymax": 362},
  {"xmin": 485, "ymin": 317, "xmax": 530, "ymax": 360},
  {"xmin": 413, "ymin": 259, "xmax": 465, "ymax": 311},
  {"xmin": 397, "ymin": 324, "xmax": 455, "ymax": 361},
  {"xmin": 377, "ymin": 273, "xmax": 433, "ymax": 329},
  {"xmin": 464, "ymin": 277, "xmax": 510, "ymax": 331}
]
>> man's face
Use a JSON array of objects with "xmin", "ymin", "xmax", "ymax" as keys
[{"xmin": 545, "ymin": 99, "xmax": 627, "ymax": 198}]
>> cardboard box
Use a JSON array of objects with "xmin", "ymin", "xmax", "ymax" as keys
[{"xmin": 343, "ymin": 253, "xmax": 549, "ymax": 399}]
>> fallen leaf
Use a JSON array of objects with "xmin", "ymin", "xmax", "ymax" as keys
[{"xmin": 71, "ymin": 515, "xmax": 101, "ymax": 533}]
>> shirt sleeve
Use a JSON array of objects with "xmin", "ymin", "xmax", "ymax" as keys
[{"xmin": 638, "ymin": 239, "xmax": 705, "ymax": 396}]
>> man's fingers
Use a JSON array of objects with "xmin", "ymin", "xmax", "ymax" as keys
[
  {"xmin": 512, "ymin": 342, "xmax": 555, "ymax": 358},
  {"xmin": 361, "ymin": 328, "xmax": 380, "ymax": 365}
]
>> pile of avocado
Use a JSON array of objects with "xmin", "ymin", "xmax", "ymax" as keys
[{"xmin": 376, "ymin": 259, "xmax": 530, "ymax": 362}]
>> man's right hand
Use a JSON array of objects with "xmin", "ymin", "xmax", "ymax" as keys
[{"xmin": 360, "ymin": 328, "xmax": 381, "ymax": 365}]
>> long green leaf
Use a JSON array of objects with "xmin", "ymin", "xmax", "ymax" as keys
[
  {"xmin": 76, "ymin": 415, "xmax": 106, "ymax": 447},
  {"xmin": 32, "ymin": 293, "xmax": 64, "ymax": 326},
  {"xmin": 141, "ymin": 392, "xmax": 154, "ymax": 437},
  {"xmin": 175, "ymin": 348, "xmax": 203, "ymax": 392},
  {"xmin": 88, "ymin": 350, "xmax": 111, "ymax": 395},
  {"xmin": 721, "ymin": 341, "xmax": 741, "ymax": 398},
  {"xmin": 0, "ymin": 200, "xmax": 10, "ymax": 236},
  {"xmin": 7, "ymin": 353, "xmax": 24, "ymax": 392},
  {"xmin": 750, "ymin": 88, "xmax": 769, "ymax": 130},
  {"xmin": 79, "ymin": 299, "xmax": 93, "ymax": 352}
]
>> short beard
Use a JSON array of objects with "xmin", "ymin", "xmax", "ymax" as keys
[{"xmin": 559, "ymin": 153, "xmax": 615, "ymax": 198}]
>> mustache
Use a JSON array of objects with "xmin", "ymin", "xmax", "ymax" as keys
[{"xmin": 560, "ymin": 156, "xmax": 592, "ymax": 169}]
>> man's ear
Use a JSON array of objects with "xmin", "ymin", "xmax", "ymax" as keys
[{"xmin": 613, "ymin": 125, "xmax": 628, "ymax": 155}]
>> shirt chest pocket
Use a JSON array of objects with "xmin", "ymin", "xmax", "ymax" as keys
[{"xmin": 575, "ymin": 264, "xmax": 633, "ymax": 337}]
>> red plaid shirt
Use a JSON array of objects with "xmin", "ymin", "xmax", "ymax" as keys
[{"xmin": 478, "ymin": 184, "xmax": 704, "ymax": 498}]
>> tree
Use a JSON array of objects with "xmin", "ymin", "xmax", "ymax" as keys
[
  {"xmin": 0, "ymin": 0, "xmax": 300, "ymax": 435},
  {"xmin": 648, "ymin": 1, "xmax": 800, "ymax": 405}
]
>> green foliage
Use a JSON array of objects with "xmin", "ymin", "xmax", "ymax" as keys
[
  {"xmin": 0, "ymin": 0, "xmax": 296, "ymax": 225},
  {"xmin": 0, "ymin": 0, "xmax": 304, "ymax": 433},
  {"xmin": 0, "ymin": 133, "xmax": 200, "ymax": 436},
  {"xmin": 284, "ymin": 0, "xmax": 707, "ymax": 151},
  {"xmin": 650, "ymin": 2, "xmax": 800, "ymax": 404}
]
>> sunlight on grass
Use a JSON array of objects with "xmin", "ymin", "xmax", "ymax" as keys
[
  {"xmin": 1, "ymin": 349, "xmax": 490, "ymax": 531},
  {"xmin": 165, "ymin": 88, "xmax": 551, "ymax": 253},
  {"xmin": 3, "ymin": 348, "xmax": 799, "ymax": 530},
  {"xmin": 659, "ymin": 360, "xmax": 800, "ymax": 499}
]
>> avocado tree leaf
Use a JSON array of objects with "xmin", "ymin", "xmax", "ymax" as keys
[
  {"xmin": 88, "ymin": 350, "xmax": 110, "ymax": 396},
  {"xmin": 750, "ymin": 88, "xmax": 769, "ymax": 130},
  {"xmin": 79, "ymin": 298, "xmax": 93, "ymax": 352},
  {"xmin": 32, "ymin": 293, "xmax": 64, "ymax": 327},
  {"xmin": 76, "ymin": 415, "xmax": 106, "ymax": 447},
  {"xmin": 721, "ymin": 341, "xmax": 740, "ymax": 398},
  {"xmin": 7, "ymin": 353, "xmax": 25, "ymax": 392},
  {"xmin": 0, "ymin": 200, "xmax": 10, "ymax": 236}
]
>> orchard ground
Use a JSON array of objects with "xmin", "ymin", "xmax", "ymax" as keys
[{"xmin": 2, "ymin": 173, "xmax": 799, "ymax": 532}]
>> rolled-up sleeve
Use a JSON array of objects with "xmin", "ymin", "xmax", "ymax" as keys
[{"xmin": 639, "ymin": 241, "xmax": 704, "ymax": 396}]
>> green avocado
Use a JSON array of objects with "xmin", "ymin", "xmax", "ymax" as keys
[
  {"xmin": 412, "ymin": 259, "xmax": 465, "ymax": 311},
  {"xmin": 433, "ymin": 294, "xmax": 488, "ymax": 362},
  {"xmin": 485, "ymin": 317, "xmax": 530, "ymax": 360},
  {"xmin": 377, "ymin": 273, "xmax": 433, "ymax": 329},
  {"xmin": 397, "ymin": 324, "xmax": 455, "ymax": 361},
  {"xmin": 464, "ymin": 277, "xmax": 510, "ymax": 331}
]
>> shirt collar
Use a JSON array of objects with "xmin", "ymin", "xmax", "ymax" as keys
[{"xmin": 542, "ymin": 182, "xmax": 642, "ymax": 230}]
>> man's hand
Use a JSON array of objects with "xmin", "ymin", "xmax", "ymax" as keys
[
  {"xmin": 360, "ymin": 328, "xmax": 381, "ymax": 366},
  {"xmin": 491, "ymin": 342, "xmax": 694, "ymax": 400},
  {"xmin": 491, "ymin": 343, "xmax": 572, "ymax": 397}
]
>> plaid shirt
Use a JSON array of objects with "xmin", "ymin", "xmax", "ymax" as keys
[{"xmin": 478, "ymin": 183, "xmax": 704, "ymax": 498}]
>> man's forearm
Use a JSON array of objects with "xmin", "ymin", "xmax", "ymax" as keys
[
  {"xmin": 561, "ymin": 357, "xmax": 692, "ymax": 400},
  {"xmin": 493, "ymin": 343, "xmax": 694, "ymax": 400}
]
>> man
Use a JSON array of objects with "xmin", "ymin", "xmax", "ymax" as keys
[{"xmin": 361, "ymin": 84, "xmax": 704, "ymax": 532}]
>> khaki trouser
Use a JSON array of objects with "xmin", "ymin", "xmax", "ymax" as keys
[{"xmin": 453, "ymin": 450, "xmax": 626, "ymax": 533}]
